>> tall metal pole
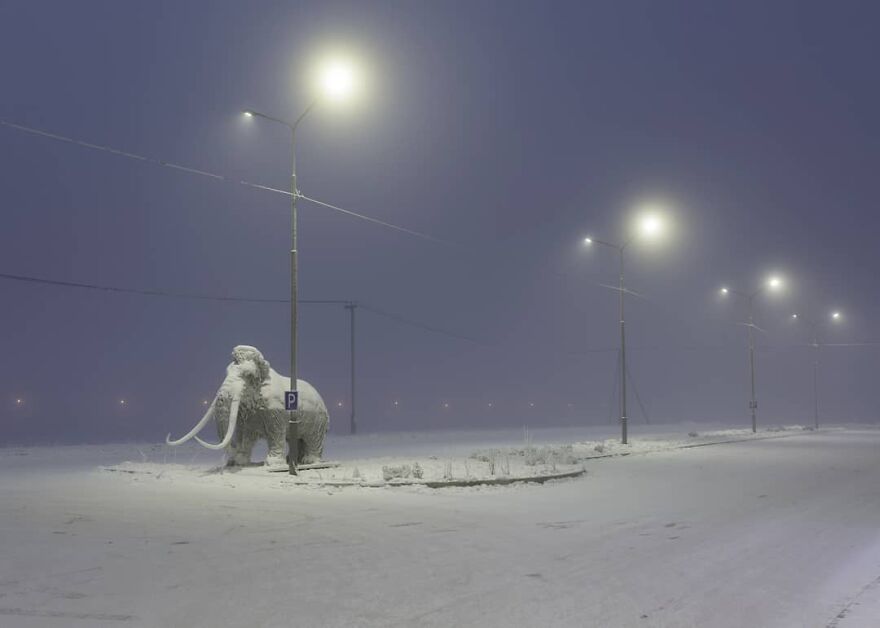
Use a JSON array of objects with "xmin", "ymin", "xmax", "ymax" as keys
[
  {"xmin": 346, "ymin": 302, "xmax": 357, "ymax": 434},
  {"xmin": 812, "ymin": 331, "xmax": 820, "ymax": 430},
  {"xmin": 748, "ymin": 296, "xmax": 757, "ymax": 433},
  {"xmin": 244, "ymin": 105, "xmax": 318, "ymax": 474},
  {"xmin": 286, "ymin": 126, "xmax": 301, "ymax": 475},
  {"xmin": 619, "ymin": 247, "xmax": 628, "ymax": 445}
]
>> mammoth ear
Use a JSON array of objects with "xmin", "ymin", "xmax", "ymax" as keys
[{"xmin": 257, "ymin": 356, "xmax": 270, "ymax": 381}]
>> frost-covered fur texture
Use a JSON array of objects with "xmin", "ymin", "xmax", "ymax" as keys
[{"xmin": 213, "ymin": 345, "xmax": 329, "ymax": 467}]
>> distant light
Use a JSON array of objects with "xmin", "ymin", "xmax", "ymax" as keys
[
  {"xmin": 767, "ymin": 276, "xmax": 783, "ymax": 290},
  {"xmin": 529, "ymin": 402, "xmax": 535, "ymax": 407},
  {"xmin": 337, "ymin": 401, "xmax": 344, "ymax": 408},
  {"xmin": 443, "ymin": 402, "xmax": 449, "ymax": 409},
  {"xmin": 832, "ymin": 311, "xmax": 842, "ymax": 320},
  {"xmin": 393, "ymin": 400, "xmax": 399, "ymax": 406},
  {"xmin": 635, "ymin": 209, "xmax": 667, "ymax": 240},
  {"xmin": 119, "ymin": 399, "xmax": 126, "ymax": 405},
  {"xmin": 487, "ymin": 402, "xmax": 493, "ymax": 408},
  {"xmin": 202, "ymin": 399, "xmax": 209, "ymax": 406},
  {"xmin": 792, "ymin": 313, "xmax": 798, "ymax": 319},
  {"xmin": 16, "ymin": 398, "xmax": 22, "ymax": 405},
  {"xmin": 583, "ymin": 237, "xmax": 593, "ymax": 245},
  {"xmin": 242, "ymin": 110, "xmax": 254, "ymax": 118},
  {"xmin": 318, "ymin": 57, "xmax": 359, "ymax": 102},
  {"xmin": 640, "ymin": 214, "xmax": 662, "ymax": 235},
  {"xmin": 720, "ymin": 287, "xmax": 729, "ymax": 295}
]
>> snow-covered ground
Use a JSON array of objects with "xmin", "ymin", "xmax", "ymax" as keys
[{"xmin": 1, "ymin": 424, "xmax": 879, "ymax": 627}]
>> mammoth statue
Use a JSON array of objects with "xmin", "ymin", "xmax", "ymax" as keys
[{"xmin": 167, "ymin": 345, "xmax": 329, "ymax": 467}]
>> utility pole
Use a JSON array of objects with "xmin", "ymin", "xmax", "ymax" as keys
[
  {"xmin": 345, "ymin": 301, "xmax": 358, "ymax": 434},
  {"xmin": 300, "ymin": 299, "xmax": 359, "ymax": 434},
  {"xmin": 748, "ymin": 296, "xmax": 757, "ymax": 433},
  {"xmin": 618, "ymin": 246, "xmax": 628, "ymax": 444}
]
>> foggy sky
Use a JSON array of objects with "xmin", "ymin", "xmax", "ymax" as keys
[{"xmin": 2, "ymin": 0, "xmax": 879, "ymax": 444}]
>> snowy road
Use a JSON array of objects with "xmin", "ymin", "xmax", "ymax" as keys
[{"xmin": 1, "ymin": 428, "xmax": 879, "ymax": 627}]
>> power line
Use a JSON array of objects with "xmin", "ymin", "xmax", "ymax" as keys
[
  {"xmin": 0, "ymin": 271, "xmax": 287, "ymax": 303},
  {"xmin": 0, "ymin": 271, "xmax": 483, "ymax": 345},
  {"xmin": 359, "ymin": 302, "xmax": 487, "ymax": 346},
  {"xmin": 297, "ymin": 194, "xmax": 451, "ymax": 246},
  {"xmin": 0, "ymin": 118, "xmax": 447, "ymax": 245}
]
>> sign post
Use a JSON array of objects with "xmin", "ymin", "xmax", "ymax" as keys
[{"xmin": 285, "ymin": 391, "xmax": 299, "ymax": 474}]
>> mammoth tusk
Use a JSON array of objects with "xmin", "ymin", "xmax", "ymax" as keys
[
  {"xmin": 194, "ymin": 396, "xmax": 240, "ymax": 451},
  {"xmin": 166, "ymin": 399, "xmax": 217, "ymax": 446}
]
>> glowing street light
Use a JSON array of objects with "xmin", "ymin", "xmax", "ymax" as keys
[
  {"xmin": 242, "ymin": 53, "xmax": 364, "ymax": 475},
  {"xmin": 638, "ymin": 213, "xmax": 664, "ymax": 238},
  {"xmin": 316, "ymin": 57, "xmax": 360, "ymax": 102},
  {"xmin": 718, "ymin": 274, "xmax": 787, "ymax": 432},
  {"xmin": 582, "ymin": 205, "xmax": 671, "ymax": 445},
  {"xmin": 790, "ymin": 309, "xmax": 843, "ymax": 429}
]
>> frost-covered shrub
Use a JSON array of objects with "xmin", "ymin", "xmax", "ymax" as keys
[
  {"xmin": 525, "ymin": 446, "xmax": 552, "ymax": 466},
  {"xmin": 688, "ymin": 431, "xmax": 699, "ymax": 438},
  {"xmin": 593, "ymin": 443, "xmax": 605, "ymax": 454},
  {"xmin": 554, "ymin": 445, "xmax": 579, "ymax": 465},
  {"xmin": 412, "ymin": 462, "xmax": 424, "ymax": 479},
  {"xmin": 382, "ymin": 465, "xmax": 412, "ymax": 481}
]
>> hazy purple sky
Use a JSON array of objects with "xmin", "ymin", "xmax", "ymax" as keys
[{"xmin": 2, "ymin": 0, "xmax": 879, "ymax": 443}]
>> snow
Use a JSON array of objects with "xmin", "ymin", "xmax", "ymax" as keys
[{"xmin": 1, "ymin": 424, "xmax": 879, "ymax": 627}]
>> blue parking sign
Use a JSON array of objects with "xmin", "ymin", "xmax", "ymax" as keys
[{"xmin": 285, "ymin": 391, "xmax": 299, "ymax": 411}]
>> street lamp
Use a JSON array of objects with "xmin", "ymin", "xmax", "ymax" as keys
[
  {"xmin": 243, "ymin": 56, "xmax": 361, "ymax": 475},
  {"xmin": 719, "ymin": 275, "xmax": 785, "ymax": 432},
  {"xmin": 790, "ymin": 309, "xmax": 842, "ymax": 429},
  {"xmin": 583, "ymin": 207, "xmax": 669, "ymax": 445}
]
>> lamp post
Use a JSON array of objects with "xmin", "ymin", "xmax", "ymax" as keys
[
  {"xmin": 719, "ymin": 276, "xmax": 784, "ymax": 433},
  {"xmin": 791, "ymin": 310, "xmax": 842, "ymax": 429},
  {"xmin": 584, "ymin": 211, "xmax": 667, "ymax": 445},
  {"xmin": 243, "ymin": 106, "xmax": 314, "ymax": 475},
  {"xmin": 244, "ymin": 57, "xmax": 360, "ymax": 474}
]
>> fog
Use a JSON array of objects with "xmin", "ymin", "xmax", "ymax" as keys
[{"xmin": 2, "ymin": 1, "xmax": 879, "ymax": 444}]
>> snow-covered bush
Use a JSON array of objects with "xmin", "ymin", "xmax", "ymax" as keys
[{"xmin": 382, "ymin": 465, "xmax": 412, "ymax": 481}]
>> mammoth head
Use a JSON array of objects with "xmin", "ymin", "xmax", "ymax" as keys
[{"xmin": 229, "ymin": 345, "xmax": 271, "ymax": 384}]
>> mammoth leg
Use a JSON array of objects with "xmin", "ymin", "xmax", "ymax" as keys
[
  {"xmin": 297, "ymin": 409, "xmax": 329, "ymax": 464},
  {"xmin": 233, "ymin": 429, "xmax": 257, "ymax": 466},
  {"xmin": 264, "ymin": 410, "xmax": 287, "ymax": 467}
]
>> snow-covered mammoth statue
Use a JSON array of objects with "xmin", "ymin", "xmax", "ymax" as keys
[{"xmin": 167, "ymin": 345, "xmax": 329, "ymax": 467}]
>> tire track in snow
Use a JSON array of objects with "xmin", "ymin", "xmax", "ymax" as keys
[
  {"xmin": 0, "ymin": 607, "xmax": 136, "ymax": 621},
  {"xmin": 826, "ymin": 574, "xmax": 880, "ymax": 627}
]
